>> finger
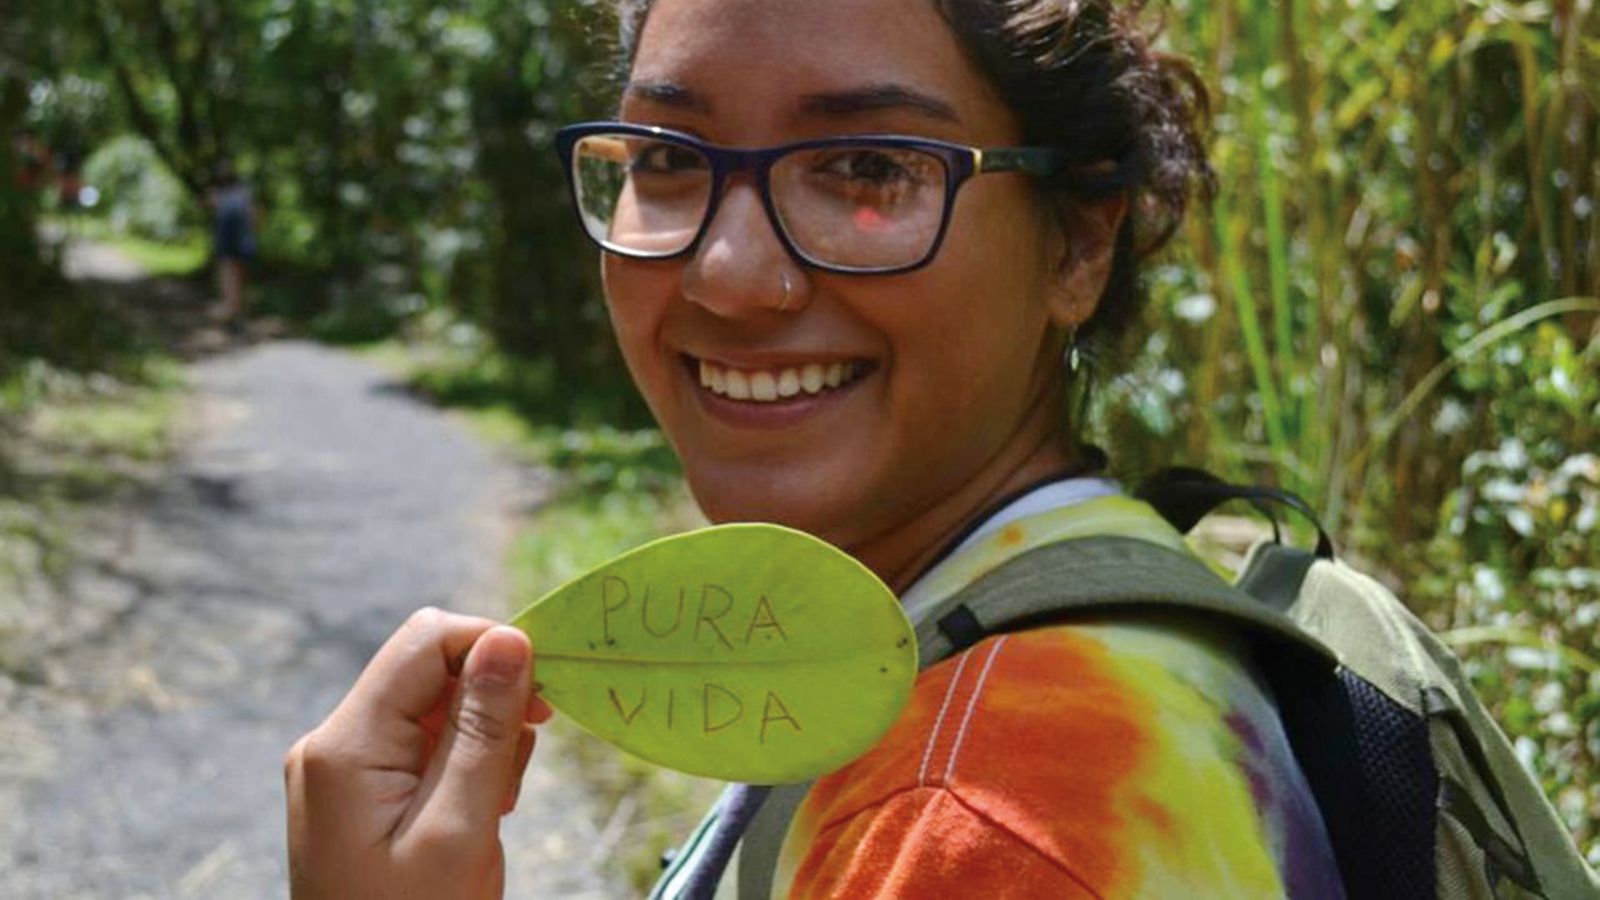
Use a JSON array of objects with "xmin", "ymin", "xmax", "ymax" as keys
[
  {"xmin": 527, "ymin": 642, "xmax": 552, "ymax": 725},
  {"xmin": 513, "ymin": 723, "xmax": 536, "ymax": 775},
  {"xmin": 418, "ymin": 677, "xmax": 459, "ymax": 736},
  {"xmin": 502, "ymin": 724, "xmax": 537, "ymax": 816},
  {"xmin": 283, "ymin": 739, "xmax": 311, "ymax": 884},
  {"xmin": 409, "ymin": 626, "xmax": 533, "ymax": 836},
  {"xmin": 527, "ymin": 681, "xmax": 554, "ymax": 725},
  {"xmin": 333, "ymin": 608, "xmax": 499, "ymax": 730}
]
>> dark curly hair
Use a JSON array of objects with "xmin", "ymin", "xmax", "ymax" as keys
[{"xmin": 614, "ymin": 0, "xmax": 1213, "ymax": 352}]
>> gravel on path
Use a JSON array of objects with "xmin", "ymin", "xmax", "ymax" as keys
[{"xmin": 0, "ymin": 340, "xmax": 624, "ymax": 899}]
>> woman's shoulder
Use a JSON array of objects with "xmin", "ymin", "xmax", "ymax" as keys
[
  {"xmin": 801, "ymin": 617, "xmax": 1276, "ymax": 820},
  {"xmin": 783, "ymin": 618, "xmax": 1343, "ymax": 898}
]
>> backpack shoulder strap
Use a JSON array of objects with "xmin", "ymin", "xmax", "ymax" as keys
[
  {"xmin": 915, "ymin": 534, "xmax": 1337, "ymax": 669},
  {"xmin": 735, "ymin": 782, "xmax": 811, "ymax": 900}
]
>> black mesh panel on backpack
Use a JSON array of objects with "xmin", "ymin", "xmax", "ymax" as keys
[{"xmin": 1270, "ymin": 663, "xmax": 1438, "ymax": 899}]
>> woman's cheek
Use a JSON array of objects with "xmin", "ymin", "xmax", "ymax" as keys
[{"xmin": 602, "ymin": 266, "xmax": 669, "ymax": 396}]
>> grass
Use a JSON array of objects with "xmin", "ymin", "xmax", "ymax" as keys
[
  {"xmin": 1143, "ymin": 0, "xmax": 1600, "ymax": 855},
  {"xmin": 1150, "ymin": 0, "xmax": 1599, "ymax": 524},
  {"xmin": 0, "ymin": 357, "xmax": 186, "ymax": 676},
  {"xmin": 41, "ymin": 214, "xmax": 209, "ymax": 278},
  {"xmin": 27, "ymin": 364, "xmax": 184, "ymax": 459},
  {"xmin": 105, "ymin": 232, "xmax": 208, "ymax": 278}
]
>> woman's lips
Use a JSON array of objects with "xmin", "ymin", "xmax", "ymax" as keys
[
  {"xmin": 696, "ymin": 357, "xmax": 863, "ymax": 401},
  {"xmin": 681, "ymin": 353, "xmax": 874, "ymax": 425}
]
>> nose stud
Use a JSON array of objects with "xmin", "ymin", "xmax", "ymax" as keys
[{"xmin": 777, "ymin": 271, "xmax": 794, "ymax": 313}]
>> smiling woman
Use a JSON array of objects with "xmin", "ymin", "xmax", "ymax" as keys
[
  {"xmin": 600, "ymin": 0, "xmax": 1134, "ymax": 592},
  {"xmin": 284, "ymin": 1, "xmax": 1346, "ymax": 898}
]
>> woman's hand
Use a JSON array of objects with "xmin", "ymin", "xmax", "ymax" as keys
[{"xmin": 285, "ymin": 608, "xmax": 551, "ymax": 900}]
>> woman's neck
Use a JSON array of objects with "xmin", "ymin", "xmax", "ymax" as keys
[{"xmin": 849, "ymin": 424, "xmax": 1081, "ymax": 594}]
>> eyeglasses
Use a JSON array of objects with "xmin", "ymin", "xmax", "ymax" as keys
[{"xmin": 554, "ymin": 122, "xmax": 1068, "ymax": 275}]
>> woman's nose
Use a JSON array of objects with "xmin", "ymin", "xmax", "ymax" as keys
[{"xmin": 682, "ymin": 180, "xmax": 807, "ymax": 318}]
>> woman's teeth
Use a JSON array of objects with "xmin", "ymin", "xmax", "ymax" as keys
[{"xmin": 698, "ymin": 360, "xmax": 856, "ymax": 402}]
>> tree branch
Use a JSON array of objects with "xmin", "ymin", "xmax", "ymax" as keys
[
  {"xmin": 143, "ymin": 0, "xmax": 211, "ymax": 182},
  {"xmin": 87, "ymin": 0, "xmax": 205, "ymax": 200}
]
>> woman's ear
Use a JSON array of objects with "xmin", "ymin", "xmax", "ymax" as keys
[{"xmin": 1045, "ymin": 193, "xmax": 1129, "ymax": 329}]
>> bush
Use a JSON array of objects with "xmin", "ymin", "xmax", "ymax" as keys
[{"xmin": 81, "ymin": 135, "xmax": 197, "ymax": 242}]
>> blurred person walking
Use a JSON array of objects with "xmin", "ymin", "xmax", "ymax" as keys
[{"xmin": 210, "ymin": 164, "xmax": 256, "ymax": 321}]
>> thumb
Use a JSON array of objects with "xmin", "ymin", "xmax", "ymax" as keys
[{"xmin": 418, "ymin": 626, "xmax": 533, "ymax": 835}]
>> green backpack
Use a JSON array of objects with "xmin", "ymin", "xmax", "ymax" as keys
[{"xmin": 659, "ymin": 473, "xmax": 1599, "ymax": 899}]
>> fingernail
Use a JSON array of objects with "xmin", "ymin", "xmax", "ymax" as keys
[{"xmin": 471, "ymin": 627, "xmax": 529, "ymax": 687}]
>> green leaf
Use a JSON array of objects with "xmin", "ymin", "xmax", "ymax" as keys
[
  {"xmin": 509, "ymin": 523, "xmax": 917, "ymax": 783},
  {"xmin": 1332, "ymin": 79, "xmax": 1385, "ymax": 130}
]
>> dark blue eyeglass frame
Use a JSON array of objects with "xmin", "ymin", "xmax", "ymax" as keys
[{"xmin": 554, "ymin": 121, "xmax": 1068, "ymax": 275}]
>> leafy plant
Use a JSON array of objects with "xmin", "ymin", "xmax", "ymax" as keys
[{"xmin": 81, "ymin": 135, "xmax": 197, "ymax": 241}]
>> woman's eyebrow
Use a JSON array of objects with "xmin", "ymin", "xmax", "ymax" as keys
[
  {"xmin": 621, "ymin": 79, "xmax": 961, "ymax": 124},
  {"xmin": 623, "ymin": 80, "xmax": 712, "ymax": 113},
  {"xmin": 797, "ymin": 84, "xmax": 960, "ymax": 123}
]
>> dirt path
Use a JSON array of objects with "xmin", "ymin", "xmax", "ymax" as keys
[{"xmin": 0, "ymin": 248, "xmax": 626, "ymax": 897}]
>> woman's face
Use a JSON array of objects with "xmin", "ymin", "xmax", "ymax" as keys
[{"xmin": 607, "ymin": 0, "xmax": 1106, "ymax": 564}]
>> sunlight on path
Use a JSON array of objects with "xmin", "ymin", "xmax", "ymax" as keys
[{"xmin": 38, "ymin": 223, "xmax": 147, "ymax": 283}]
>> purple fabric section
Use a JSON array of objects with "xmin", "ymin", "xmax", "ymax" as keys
[{"xmin": 1226, "ymin": 709, "xmax": 1347, "ymax": 899}]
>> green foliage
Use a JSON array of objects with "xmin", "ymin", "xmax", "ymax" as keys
[
  {"xmin": 2, "ymin": 13, "xmax": 67, "ymax": 370},
  {"xmin": 103, "ymin": 231, "xmax": 207, "ymax": 277},
  {"xmin": 545, "ymin": 427, "xmax": 679, "ymax": 495},
  {"xmin": 38, "ymin": 214, "xmax": 208, "ymax": 277},
  {"xmin": 81, "ymin": 135, "xmax": 197, "ymax": 241},
  {"xmin": 1088, "ymin": 0, "xmax": 1600, "ymax": 857},
  {"xmin": 393, "ymin": 310, "xmax": 653, "ymax": 428},
  {"xmin": 20, "ymin": 0, "xmax": 620, "ymax": 383},
  {"xmin": 1422, "ymin": 324, "xmax": 1600, "ymax": 857}
]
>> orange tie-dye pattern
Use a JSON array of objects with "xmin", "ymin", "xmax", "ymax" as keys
[
  {"xmin": 998, "ymin": 523, "xmax": 1025, "ymax": 547},
  {"xmin": 777, "ymin": 618, "xmax": 1314, "ymax": 899},
  {"xmin": 787, "ymin": 629, "xmax": 1158, "ymax": 898}
]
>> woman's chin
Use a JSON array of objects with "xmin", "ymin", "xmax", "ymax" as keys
[{"xmin": 687, "ymin": 476, "xmax": 859, "ymax": 545}]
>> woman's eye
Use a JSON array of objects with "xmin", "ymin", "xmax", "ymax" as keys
[
  {"xmin": 630, "ymin": 141, "xmax": 705, "ymax": 175},
  {"xmin": 816, "ymin": 149, "xmax": 915, "ymax": 185}
]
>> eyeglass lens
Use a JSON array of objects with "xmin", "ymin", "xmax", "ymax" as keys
[{"xmin": 571, "ymin": 133, "xmax": 949, "ymax": 270}]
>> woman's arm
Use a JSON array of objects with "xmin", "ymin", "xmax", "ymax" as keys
[{"xmin": 284, "ymin": 608, "xmax": 549, "ymax": 900}]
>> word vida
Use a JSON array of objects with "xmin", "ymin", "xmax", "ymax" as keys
[{"xmin": 597, "ymin": 575, "xmax": 801, "ymax": 743}]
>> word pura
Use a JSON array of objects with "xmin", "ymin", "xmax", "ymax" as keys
[{"xmin": 598, "ymin": 575, "xmax": 789, "ymax": 650}]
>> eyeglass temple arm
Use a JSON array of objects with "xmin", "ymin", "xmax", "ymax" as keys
[{"xmin": 976, "ymin": 147, "xmax": 1070, "ymax": 176}]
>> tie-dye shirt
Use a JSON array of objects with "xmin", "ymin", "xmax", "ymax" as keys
[{"xmin": 770, "ymin": 491, "xmax": 1346, "ymax": 898}]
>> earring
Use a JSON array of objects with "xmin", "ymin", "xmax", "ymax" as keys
[{"xmin": 1065, "ymin": 328, "xmax": 1082, "ymax": 374}]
